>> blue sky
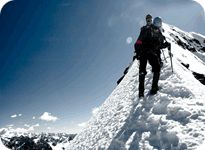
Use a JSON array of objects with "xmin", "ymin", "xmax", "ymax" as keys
[{"xmin": 0, "ymin": 0, "xmax": 205, "ymax": 133}]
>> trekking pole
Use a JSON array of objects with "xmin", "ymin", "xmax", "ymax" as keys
[
  {"xmin": 168, "ymin": 44, "xmax": 173, "ymax": 73},
  {"xmin": 161, "ymin": 49, "xmax": 167, "ymax": 63},
  {"xmin": 164, "ymin": 38, "xmax": 173, "ymax": 73}
]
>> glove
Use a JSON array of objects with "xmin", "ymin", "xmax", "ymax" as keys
[
  {"xmin": 162, "ymin": 41, "xmax": 171, "ymax": 49},
  {"xmin": 165, "ymin": 41, "xmax": 170, "ymax": 47}
]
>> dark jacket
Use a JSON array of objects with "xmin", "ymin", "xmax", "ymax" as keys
[{"xmin": 134, "ymin": 25, "xmax": 169, "ymax": 59}]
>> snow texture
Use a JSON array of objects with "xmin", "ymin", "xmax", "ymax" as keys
[
  {"xmin": 66, "ymin": 23, "xmax": 205, "ymax": 150},
  {"xmin": 0, "ymin": 139, "xmax": 10, "ymax": 150}
]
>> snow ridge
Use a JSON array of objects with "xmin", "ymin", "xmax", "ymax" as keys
[{"xmin": 66, "ymin": 23, "xmax": 205, "ymax": 150}]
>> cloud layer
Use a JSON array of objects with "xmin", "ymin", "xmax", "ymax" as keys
[
  {"xmin": 10, "ymin": 114, "xmax": 22, "ymax": 118},
  {"xmin": 39, "ymin": 112, "xmax": 58, "ymax": 122}
]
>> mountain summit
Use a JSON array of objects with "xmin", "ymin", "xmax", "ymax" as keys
[{"xmin": 66, "ymin": 23, "xmax": 205, "ymax": 150}]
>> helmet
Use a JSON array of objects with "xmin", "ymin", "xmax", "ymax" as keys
[
  {"xmin": 153, "ymin": 17, "xmax": 162, "ymax": 28},
  {"xmin": 146, "ymin": 14, "xmax": 152, "ymax": 19}
]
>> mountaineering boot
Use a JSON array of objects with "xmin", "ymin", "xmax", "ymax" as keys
[
  {"xmin": 139, "ymin": 72, "xmax": 145, "ymax": 98},
  {"xmin": 150, "ymin": 72, "xmax": 160, "ymax": 95}
]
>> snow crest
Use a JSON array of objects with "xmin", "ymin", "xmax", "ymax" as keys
[{"xmin": 65, "ymin": 23, "xmax": 205, "ymax": 149}]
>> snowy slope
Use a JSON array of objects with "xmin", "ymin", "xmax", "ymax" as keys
[
  {"xmin": 0, "ymin": 128, "xmax": 10, "ymax": 150},
  {"xmin": 163, "ymin": 24, "xmax": 205, "ymax": 75},
  {"xmin": 66, "ymin": 23, "xmax": 205, "ymax": 150},
  {"xmin": 0, "ymin": 139, "xmax": 10, "ymax": 150}
]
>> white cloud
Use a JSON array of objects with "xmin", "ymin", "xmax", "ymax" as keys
[
  {"xmin": 13, "ymin": 127, "xmax": 30, "ymax": 133},
  {"xmin": 1, "ymin": 124, "xmax": 40, "ymax": 135},
  {"xmin": 78, "ymin": 122, "xmax": 87, "ymax": 128},
  {"xmin": 24, "ymin": 123, "xmax": 40, "ymax": 131},
  {"xmin": 39, "ymin": 112, "xmax": 58, "ymax": 122},
  {"xmin": 24, "ymin": 124, "xmax": 30, "ymax": 127},
  {"xmin": 126, "ymin": 37, "xmax": 133, "ymax": 44},
  {"xmin": 10, "ymin": 113, "xmax": 22, "ymax": 118},
  {"xmin": 11, "ymin": 114, "xmax": 17, "ymax": 118},
  {"xmin": 32, "ymin": 116, "xmax": 36, "ymax": 119},
  {"xmin": 47, "ymin": 127, "xmax": 52, "ymax": 130},
  {"xmin": 28, "ymin": 126, "xmax": 34, "ymax": 131},
  {"xmin": 34, "ymin": 123, "xmax": 39, "ymax": 127},
  {"xmin": 1, "ymin": 127, "xmax": 32, "ymax": 135},
  {"xmin": 6, "ymin": 124, "xmax": 14, "ymax": 127}
]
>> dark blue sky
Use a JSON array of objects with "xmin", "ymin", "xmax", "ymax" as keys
[{"xmin": 0, "ymin": 0, "xmax": 204, "ymax": 133}]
